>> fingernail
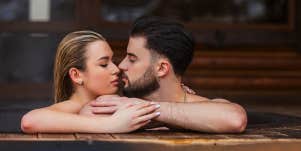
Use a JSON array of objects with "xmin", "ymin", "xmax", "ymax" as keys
[
  {"xmin": 155, "ymin": 104, "xmax": 160, "ymax": 108},
  {"xmin": 150, "ymin": 102, "xmax": 156, "ymax": 105},
  {"xmin": 156, "ymin": 112, "xmax": 161, "ymax": 115}
]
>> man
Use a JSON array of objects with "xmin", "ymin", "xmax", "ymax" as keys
[{"xmin": 81, "ymin": 16, "xmax": 247, "ymax": 133}]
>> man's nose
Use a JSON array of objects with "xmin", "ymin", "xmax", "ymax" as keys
[{"xmin": 118, "ymin": 59, "xmax": 127, "ymax": 71}]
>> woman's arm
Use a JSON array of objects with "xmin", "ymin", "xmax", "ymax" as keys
[
  {"xmin": 21, "ymin": 101, "xmax": 160, "ymax": 133},
  {"xmin": 21, "ymin": 108, "xmax": 111, "ymax": 133}
]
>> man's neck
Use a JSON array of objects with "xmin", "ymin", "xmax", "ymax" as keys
[{"xmin": 143, "ymin": 77, "xmax": 185, "ymax": 103}]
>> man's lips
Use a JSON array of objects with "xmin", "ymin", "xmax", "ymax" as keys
[{"xmin": 122, "ymin": 76, "xmax": 128, "ymax": 81}]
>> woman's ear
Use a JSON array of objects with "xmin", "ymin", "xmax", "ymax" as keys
[
  {"xmin": 69, "ymin": 67, "xmax": 84, "ymax": 85},
  {"xmin": 155, "ymin": 59, "xmax": 170, "ymax": 78}
]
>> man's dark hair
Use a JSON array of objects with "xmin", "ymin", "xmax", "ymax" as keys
[{"xmin": 130, "ymin": 16, "xmax": 195, "ymax": 76}]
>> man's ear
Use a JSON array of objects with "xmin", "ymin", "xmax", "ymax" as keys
[
  {"xmin": 155, "ymin": 59, "xmax": 170, "ymax": 78},
  {"xmin": 69, "ymin": 67, "xmax": 84, "ymax": 85}
]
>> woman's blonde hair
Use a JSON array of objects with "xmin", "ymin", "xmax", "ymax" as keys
[{"xmin": 54, "ymin": 30, "xmax": 105, "ymax": 103}]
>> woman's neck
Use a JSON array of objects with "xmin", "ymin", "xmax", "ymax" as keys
[{"xmin": 69, "ymin": 87, "xmax": 97, "ymax": 106}]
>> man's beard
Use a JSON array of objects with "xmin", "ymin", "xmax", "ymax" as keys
[{"xmin": 122, "ymin": 66, "xmax": 160, "ymax": 98}]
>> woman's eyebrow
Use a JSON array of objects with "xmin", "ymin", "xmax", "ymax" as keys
[{"xmin": 97, "ymin": 56, "xmax": 109, "ymax": 61}]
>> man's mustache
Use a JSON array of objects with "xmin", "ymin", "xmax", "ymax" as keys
[
  {"xmin": 117, "ymin": 72, "xmax": 128, "ymax": 88},
  {"xmin": 120, "ymin": 72, "xmax": 128, "ymax": 80}
]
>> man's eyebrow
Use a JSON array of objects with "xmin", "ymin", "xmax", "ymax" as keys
[
  {"xmin": 127, "ymin": 52, "xmax": 137, "ymax": 57},
  {"xmin": 97, "ymin": 56, "xmax": 110, "ymax": 60}
]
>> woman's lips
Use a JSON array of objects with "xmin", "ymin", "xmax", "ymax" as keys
[{"xmin": 111, "ymin": 79, "xmax": 119, "ymax": 86}]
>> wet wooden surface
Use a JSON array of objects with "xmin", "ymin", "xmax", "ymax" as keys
[
  {"xmin": 1, "ymin": 106, "xmax": 301, "ymax": 151},
  {"xmin": 0, "ymin": 128, "xmax": 301, "ymax": 151}
]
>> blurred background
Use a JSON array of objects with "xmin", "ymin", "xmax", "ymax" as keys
[{"xmin": 0, "ymin": 0, "xmax": 300, "ymax": 131}]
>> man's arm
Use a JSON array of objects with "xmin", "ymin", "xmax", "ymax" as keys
[
  {"xmin": 155, "ymin": 100, "xmax": 247, "ymax": 133},
  {"xmin": 84, "ymin": 95, "xmax": 247, "ymax": 133}
]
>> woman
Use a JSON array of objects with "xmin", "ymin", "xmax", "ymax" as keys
[{"xmin": 21, "ymin": 31, "xmax": 160, "ymax": 133}]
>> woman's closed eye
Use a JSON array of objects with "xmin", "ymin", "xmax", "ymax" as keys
[{"xmin": 100, "ymin": 64, "xmax": 108, "ymax": 67}]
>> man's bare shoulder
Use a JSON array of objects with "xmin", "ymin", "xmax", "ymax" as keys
[
  {"xmin": 186, "ymin": 94, "xmax": 209, "ymax": 102},
  {"xmin": 186, "ymin": 94, "xmax": 230, "ymax": 103}
]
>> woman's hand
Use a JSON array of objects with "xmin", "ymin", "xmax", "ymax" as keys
[{"xmin": 107, "ymin": 101, "xmax": 161, "ymax": 133}]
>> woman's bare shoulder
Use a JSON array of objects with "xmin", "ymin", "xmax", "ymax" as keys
[{"xmin": 47, "ymin": 100, "xmax": 83, "ymax": 113}]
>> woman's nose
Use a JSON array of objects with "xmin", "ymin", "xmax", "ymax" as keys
[{"xmin": 112, "ymin": 63, "xmax": 120, "ymax": 75}]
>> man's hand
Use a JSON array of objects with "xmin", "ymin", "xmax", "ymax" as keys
[
  {"xmin": 108, "ymin": 101, "xmax": 161, "ymax": 133},
  {"xmin": 79, "ymin": 95, "xmax": 121, "ymax": 116},
  {"xmin": 79, "ymin": 95, "xmax": 148, "ymax": 116}
]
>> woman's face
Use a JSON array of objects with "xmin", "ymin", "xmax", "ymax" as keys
[{"xmin": 81, "ymin": 40, "xmax": 120, "ymax": 97}]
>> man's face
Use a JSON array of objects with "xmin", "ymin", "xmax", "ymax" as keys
[{"xmin": 118, "ymin": 36, "xmax": 159, "ymax": 97}]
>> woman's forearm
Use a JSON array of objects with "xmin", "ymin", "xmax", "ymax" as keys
[{"xmin": 21, "ymin": 108, "xmax": 112, "ymax": 133}]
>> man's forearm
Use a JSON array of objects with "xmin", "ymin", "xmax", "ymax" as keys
[{"xmin": 155, "ymin": 101, "xmax": 247, "ymax": 133}]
